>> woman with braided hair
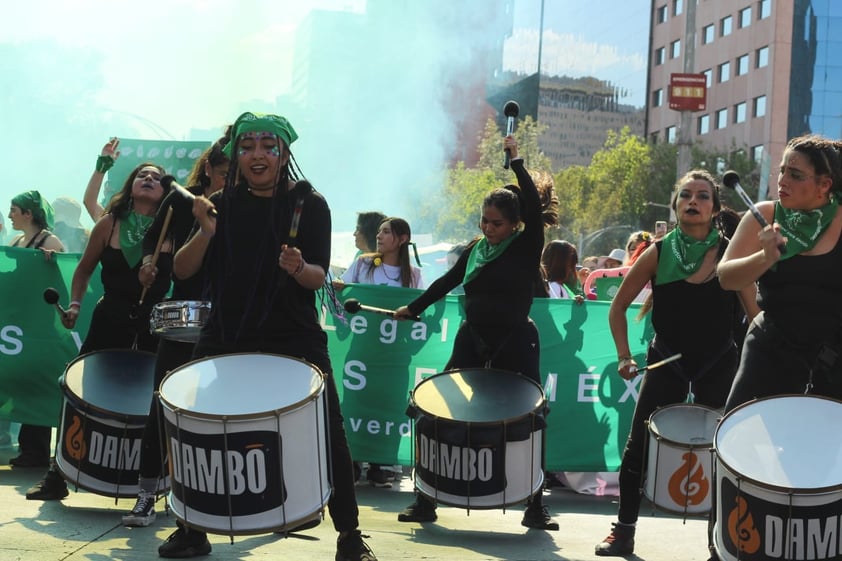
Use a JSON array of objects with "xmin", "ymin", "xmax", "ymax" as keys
[{"xmin": 171, "ymin": 112, "xmax": 377, "ymax": 561}]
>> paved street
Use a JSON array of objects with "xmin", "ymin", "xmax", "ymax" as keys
[{"xmin": 0, "ymin": 434, "xmax": 715, "ymax": 561}]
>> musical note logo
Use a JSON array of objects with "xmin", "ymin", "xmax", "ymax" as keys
[
  {"xmin": 65, "ymin": 415, "xmax": 87, "ymax": 461},
  {"xmin": 727, "ymin": 496, "xmax": 761, "ymax": 554},
  {"xmin": 668, "ymin": 451, "xmax": 709, "ymax": 506}
]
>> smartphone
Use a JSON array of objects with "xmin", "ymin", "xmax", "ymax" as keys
[{"xmin": 655, "ymin": 221, "xmax": 667, "ymax": 237}]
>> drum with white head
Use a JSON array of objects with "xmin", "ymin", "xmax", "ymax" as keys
[
  {"xmin": 713, "ymin": 395, "xmax": 842, "ymax": 561},
  {"xmin": 158, "ymin": 353, "xmax": 329, "ymax": 536},
  {"xmin": 408, "ymin": 368, "xmax": 546, "ymax": 510}
]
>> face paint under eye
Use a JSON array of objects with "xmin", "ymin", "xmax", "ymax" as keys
[{"xmin": 268, "ymin": 146, "xmax": 280, "ymax": 157}]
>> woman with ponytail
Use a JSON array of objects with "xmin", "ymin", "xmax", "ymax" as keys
[{"xmin": 393, "ymin": 134, "xmax": 559, "ymax": 531}]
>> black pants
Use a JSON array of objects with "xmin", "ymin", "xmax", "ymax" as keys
[
  {"xmin": 139, "ymin": 338, "xmax": 195, "ymax": 479},
  {"xmin": 446, "ymin": 320, "xmax": 541, "ymax": 385},
  {"xmin": 616, "ymin": 344, "xmax": 736, "ymax": 524},
  {"xmin": 191, "ymin": 330, "xmax": 359, "ymax": 533}
]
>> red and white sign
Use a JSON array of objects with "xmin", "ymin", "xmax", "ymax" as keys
[{"xmin": 669, "ymin": 73, "xmax": 707, "ymax": 111}]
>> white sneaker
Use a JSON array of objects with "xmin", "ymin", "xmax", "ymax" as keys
[{"xmin": 122, "ymin": 490, "xmax": 157, "ymax": 527}]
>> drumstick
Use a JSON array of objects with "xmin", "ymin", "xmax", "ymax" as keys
[
  {"xmin": 288, "ymin": 197, "xmax": 304, "ymax": 247},
  {"xmin": 139, "ymin": 206, "xmax": 173, "ymax": 305},
  {"xmin": 634, "ymin": 353, "xmax": 682, "ymax": 374}
]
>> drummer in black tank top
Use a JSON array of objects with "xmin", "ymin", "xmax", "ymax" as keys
[
  {"xmin": 594, "ymin": 170, "xmax": 758, "ymax": 557},
  {"xmin": 24, "ymin": 159, "xmax": 169, "ymax": 502}
]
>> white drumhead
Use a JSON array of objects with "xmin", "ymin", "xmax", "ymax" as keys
[
  {"xmin": 160, "ymin": 353, "xmax": 323, "ymax": 416},
  {"xmin": 715, "ymin": 395, "xmax": 842, "ymax": 490},
  {"xmin": 649, "ymin": 404, "xmax": 720, "ymax": 446}
]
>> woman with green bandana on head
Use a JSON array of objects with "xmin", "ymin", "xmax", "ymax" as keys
[
  {"xmin": 25, "ymin": 155, "xmax": 171, "ymax": 501},
  {"xmin": 7, "ymin": 190, "xmax": 65, "ymax": 469},
  {"xmin": 8, "ymin": 190, "xmax": 65, "ymax": 257},
  {"xmin": 171, "ymin": 112, "xmax": 377, "ymax": 561},
  {"xmin": 593, "ymin": 170, "xmax": 759, "ymax": 557}
]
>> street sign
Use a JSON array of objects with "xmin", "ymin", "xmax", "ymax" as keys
[{"xmin": 669, "ymin": 73, "xmax": 707, "ymax": 111}]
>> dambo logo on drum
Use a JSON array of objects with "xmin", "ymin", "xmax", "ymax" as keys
[
  {"xmin": 718, "ymin": 477, "xmax": 842, "ymax": 560},
  {"xmin": 167, "ymin": 428, "xmax": 287, "ymax": 516},
  {"xmin": 61, "ymin": 411, "xmax": 144, "ymax": 473}
]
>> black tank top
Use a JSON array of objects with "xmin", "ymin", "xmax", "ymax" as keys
[
  {"xmin": 650, "ymin": 240, "xmax": 738, "ymax": 369},
  {"xmin": 758, "ymin": 228, "xmax": 842, "ymax": 346}
]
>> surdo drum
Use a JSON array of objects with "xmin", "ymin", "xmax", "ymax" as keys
[
  {"xmin": 56, "ymin": 349, "xmax": 168, "ymax": 498},
  {"xmin": 644, "ymin": 403, "xmax": 719, "ymax": 516},
  {"xmin": 408, "ymin": 368, "xmax": 547, "ymax": 509},
  {"xmin": 158, "ymin": 353, "xmax": 330, "ymax": 536},
  {"xmin": 713, "ymin": 395, "xmax": 842, "ymax": 561},
  {"xmin": 149, "ymin": 300, "xmax": 211, "ymax": 342}
]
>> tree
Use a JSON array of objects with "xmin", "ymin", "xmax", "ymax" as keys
[{"xmin": 419, "ymin": 115, "xmax": 554, "ymax": 242}]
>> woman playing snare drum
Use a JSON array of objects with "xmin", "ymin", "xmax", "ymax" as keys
[
  {"xmin": 393, "ymin": 134, "xmax": 560, "ymax": 530},
  {"xmin": 594, "ymin": 171, "xmax": 758, "ymax": 557}
]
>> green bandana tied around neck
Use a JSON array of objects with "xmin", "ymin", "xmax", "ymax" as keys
[
  {"xmin": 12, "ymin": 190, "xmax": 54, "ymax": 230},
  {"xmin": 119, "ymin": 211, "xmax": 154, "ymax": 268},
  {"xmin": 655, "ymin": 227, "xmax": 720, "ymax": 285},
  {"xmin": 774, "ymin": 194, "xmax": 839, "ymax": 261},
  {"xmin": 223, "ymin": 112, "xmax": 298, "ymax": 158},
  {"xmin": 463, "ymin": 231, "xmax": 521, "ymax": 285}
]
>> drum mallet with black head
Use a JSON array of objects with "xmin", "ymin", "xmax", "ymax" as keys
[{"xmin": 43, "ymin": 287, "xmax": 68, "ymax": 319}]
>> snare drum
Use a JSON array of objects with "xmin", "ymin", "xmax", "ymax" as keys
[
  {"xmin": 408, "ymin": 368, "xmax": 546, "ymax": 509},
  {"xmin": 150, "ymin": 300, "xmax": 210, "ymax": 342},
  {"xmin": 158, "ymin": 353, "xmax": 329, "ymax": 536},
  {"xmin": 56, "ymin": 349, "xmax": 168, "ymax": 498},
  {"xmin": 644, "ymin": 403, "xmax": 719, "ymax": 515},
  {"xmin": 713, "ymin": 395, "xmax": 842, "ymax": 561}
]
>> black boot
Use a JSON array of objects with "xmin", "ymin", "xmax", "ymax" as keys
[{"xmin": 595, "ymin": 522, "xmax": 635, "ymax": 556}]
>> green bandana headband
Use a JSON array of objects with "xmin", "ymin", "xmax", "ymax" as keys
[
  {"xmin": 655, "ymin": 227, "xmax": 720, "ymax": 285},
  {"xmin": 774, "ymin": 195, "xmax": 839, "ymax": 261},
  {"xmin": 463, "ymin": 231, "xmax": 521, "ymax": 285},
  {"xmin": 223, "ymin": 112, "xmax": 298, "ymax": 158},
  {"xmin": 12, "ymin": 190, "xmax": 54, "ymax": 230},
  {"xmin": 119, "ymin": 211, "xmax": 154, "ymax": 268}
]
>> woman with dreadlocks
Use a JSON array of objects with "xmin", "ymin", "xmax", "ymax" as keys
[
  {"xmin": 170, "ymin": 112, "xmax": 377, "ymax": 561},
  {"xmin": 393, "ymin": 135, "xmax": 559, "ymax": 531}
]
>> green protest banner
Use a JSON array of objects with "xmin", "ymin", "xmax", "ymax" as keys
[
  {"xmin": 0, "ymin": 248, "xmax": 98, "ymax": 426},
  {"xmin": 0, "ymin": 255, "xmax": 649, "ymax": 471},
  {"xmin": 326, "ymin": 285, "xmax": 651, "ymax": 471},
  {"xmin": 101, "ymin": 139, "xmax": 210, "ymax": 207}
]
